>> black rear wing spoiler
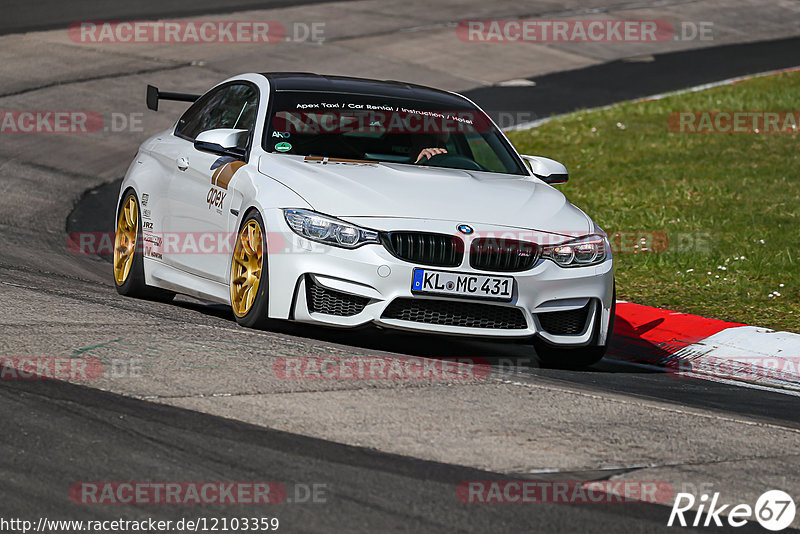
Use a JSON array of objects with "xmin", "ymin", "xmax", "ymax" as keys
[{"xmin": 146, "ymin": 84, "xmax": 200, "ymax": 111}]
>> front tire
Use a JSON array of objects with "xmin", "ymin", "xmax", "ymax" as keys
[
  {"xmin": 230, "ymin": 211, "xmax": 270, "ymax": 329},
  {"xmin": 113, "ymin": 190, "xmax": 175, "ymax": 302}
]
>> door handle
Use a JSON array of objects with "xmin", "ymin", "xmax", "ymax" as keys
[{"xmin": 176, "ymin": 156, "xmax": 189, "ymax": 171}]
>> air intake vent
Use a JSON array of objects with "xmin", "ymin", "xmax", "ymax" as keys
[
  {"xmin": 382, "ymin": 298, "xmax": 527, "ymax": 329},
  {"xmin": 536, "ymin": 304, "xmax": 591, "ymax": 335},
  {"xmin": 470, "ymin": 237, "xmax": 539, "ymax": 272},
  {"xmin": 306, "ymin": 277, "xmax": 370, "ymax": 316},
  {"xmin": 381, "ymin": 232, "xmax": 463, "ymax": 267}
]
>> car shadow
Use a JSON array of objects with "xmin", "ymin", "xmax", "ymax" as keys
[
  {"xmin": 606, "ymin": 315, "xmax": 684, "ymax": 366},
  {"xmin": 173, "ymin": 298, "xmax": 671, "ymax": 375}
]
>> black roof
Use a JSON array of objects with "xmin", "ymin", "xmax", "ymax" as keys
[{"xmin": 260, "ymin": 72, "xmax": 473, "ymax": 107}]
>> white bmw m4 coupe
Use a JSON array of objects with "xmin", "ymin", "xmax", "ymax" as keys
[{"xmin": 114, "ymin": 72, "xmax": 615, "ymax": 367}]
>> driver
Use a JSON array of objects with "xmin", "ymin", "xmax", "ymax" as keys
[
  {"xmin": 413, "ymin": 132, "xmax": 449, "ymax": 163},
  {"xmin": 416, "ymin": 147, "xmax": 448, "ymax": 162}
]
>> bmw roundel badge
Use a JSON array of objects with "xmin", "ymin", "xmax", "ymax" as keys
[{"xmin": 457, "ymin": 224, "xmax": 474, "ymax": 235}]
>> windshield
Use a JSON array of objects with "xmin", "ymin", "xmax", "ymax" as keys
[{"xmin": 264, "ymin": 91, "xmax": 527, "ymax": 175}]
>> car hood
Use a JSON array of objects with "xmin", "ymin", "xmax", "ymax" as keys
[{"xmin": 258, "ymin": 155, "xmax": 591, "ymax": 236}]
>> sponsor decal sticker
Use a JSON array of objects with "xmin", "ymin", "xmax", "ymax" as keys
[
  {"xmin": 205, "ymin": 161, "xmax": 244, "ymax": 214},
  {"xmin": 275, "ymin": 142, "xmax": 292, "ymax": 152},
  {"xmin": 274, "ymin": 108, "xmax": 483, "ymax": 134},
  {"xmin": 302, "ymin": 156, "xmax": 377, "ymax": 166},
  {"xmin": 206, "ymin": 188, "xmax": 226, "ymax": 212},
  {"xmin": 143, "ymin": 234, "xmax": 162, "ymax": 246}
]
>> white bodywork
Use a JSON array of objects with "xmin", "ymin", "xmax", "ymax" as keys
[{"xmin": 119, "ymin": 73, "xmax": 614, "ymax": 347}]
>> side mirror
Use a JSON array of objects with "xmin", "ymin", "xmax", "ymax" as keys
[
  {"xmin": 520, "ymin": 155, "xmax": 569, "ymax": 184},
  {"xmin": 194, "ymin": 128, "xmax": 249, "ymax": 159}
]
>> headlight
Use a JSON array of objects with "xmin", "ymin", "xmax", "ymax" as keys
[
  {"xmin": 542, "ymin": 234, "xmax": 607, "ymax": 267},
  {"xmin": 283, "ymin": 209, "xmax": 380, "ymax": 249}
]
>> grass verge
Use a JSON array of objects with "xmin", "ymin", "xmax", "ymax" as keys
[{"xmin": 507, "ymin": 71, "xmax": 800, "ymax": 332}]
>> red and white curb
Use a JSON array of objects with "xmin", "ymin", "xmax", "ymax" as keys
[{"xmin": 609, "ymin": 302, "xmax": 800, "ymax": 393}]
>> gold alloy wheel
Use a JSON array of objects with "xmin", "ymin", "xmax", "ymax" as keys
[
  {"xmin": 113, "ymin": 195, "xmax": 138, "ymax": 285},
  {"xmin": 230, "ymin": 219, "xmax": 264, "ymax": 317}
]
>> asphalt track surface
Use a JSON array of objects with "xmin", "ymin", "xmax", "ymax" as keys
[
  {"xmin": 463, "ymin": 37, "xmax": 800, "ymax": 123},
  {"xmin": 0, "ymin": 0, "xmax": 341, "ymax": 36},
  {"xmin": 4, "ymin": 6, "xmax": 800, "ymax": 534},
  {"xmin": 6, "ymin": 378, "xmax": 775, "ymax": 534}
]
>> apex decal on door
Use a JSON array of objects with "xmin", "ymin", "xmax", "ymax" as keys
[
  {"xmin": 207, "ymin": 188, "xmax": 226, "ymax": 211},
  {"xmin": 206, "ymin": 159, "xmax": 245, "ymax": 214}
]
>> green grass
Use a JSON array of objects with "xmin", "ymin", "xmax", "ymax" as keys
[{"xmin": 507, "ymin": 71, "xmax": 800, "ymax": 332}]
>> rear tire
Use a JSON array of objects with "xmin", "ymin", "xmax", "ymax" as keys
[
  {"xmin": 113, "ymin": 190, "xmax": 175, "ymax": 302},
  {"xmin": 229, "ymin": 210, "xmax": 270, "ymax": 329},
  {"xmin": 535, "ymin": 283, "xmax": 616, "ymax": 370}
]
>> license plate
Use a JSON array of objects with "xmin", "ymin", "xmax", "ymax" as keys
[{"xmin": 411, "ymin": 268, "xmax": 514, "ymax": 301}]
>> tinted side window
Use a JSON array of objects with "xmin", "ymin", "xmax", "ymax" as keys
[
  {"xmin": 175, "ymin": 88, "xmax": 225, "ymax": 140},
  {"xmin": 175, "ymin": 83, "xmax": 258, "ymax": 144},
  {"xmin": 207, "ymin": 85, "xmax": 258, "ymax": 138}
]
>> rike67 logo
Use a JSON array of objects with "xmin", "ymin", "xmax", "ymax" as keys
[{"xmin": 668, "ymin": 490, "xmax": 796, "ymax": 531}]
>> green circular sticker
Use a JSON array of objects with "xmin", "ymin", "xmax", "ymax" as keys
[{"xmin": 275, "ymin": 142, "xmax": 292, "ymax": 152}]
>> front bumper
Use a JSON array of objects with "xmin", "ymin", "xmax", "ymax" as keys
[{"xmin": 263, "ymin": 210, "xmax": 615, "ymax": 346}]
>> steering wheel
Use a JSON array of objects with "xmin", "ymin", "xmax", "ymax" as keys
[{"xmin": 415, "ymin": 153, "xmax": 486, "ymax": 171}]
